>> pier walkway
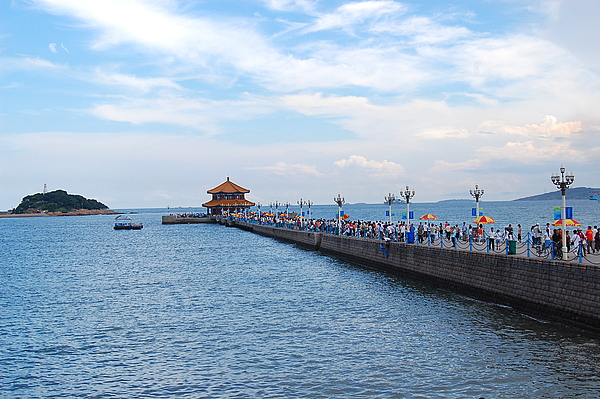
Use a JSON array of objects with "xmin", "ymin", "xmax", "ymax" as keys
[{"xmin": 225, "ymin": 216, "xmax": 600, "ymax": 266}]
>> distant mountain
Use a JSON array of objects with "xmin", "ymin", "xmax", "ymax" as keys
[
  {"xmin": 14, "ymin": 189, "xmax": 109, "ymax": 214},
  {"xmin": 513, "ymin": 187, "xmax": 600, "ymax": 201}
]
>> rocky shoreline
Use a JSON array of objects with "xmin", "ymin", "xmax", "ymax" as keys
[{"xmin": 0, "ymin": 209, "xmax": 121, "ymax": 218}]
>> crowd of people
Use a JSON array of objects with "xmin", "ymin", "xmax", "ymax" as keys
[
  {"xmin": 530, "ymin": 222, "xmax": 600, "ymax": 257},
  {"xmin": 228, "ymin": 212, "xmax": 600, "ymax": 259}
]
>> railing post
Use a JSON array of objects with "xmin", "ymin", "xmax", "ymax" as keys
[
  {"xmin": 526, "ymin": 232, "xmax": 530, "ymax": 258},
  {"xmin": 579, "ymin": 243, "xmax": 583, "ymax": 263},
  {"xmin": 469, "ymin": 234, "xmax": 473, "ymax": 251}
]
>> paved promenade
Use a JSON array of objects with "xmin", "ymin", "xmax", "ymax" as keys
[{"xmin": 228, "ymin": 215, "xmax": 600, "ymax": 266}]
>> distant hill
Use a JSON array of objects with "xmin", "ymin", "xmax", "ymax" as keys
[
  {"xmin": 513, "ymin": 187, "xmax": 600, "ymax": 201},
  {"xmin": 13, "ymin": 189, "xmax": 109, "ymax": 214}
]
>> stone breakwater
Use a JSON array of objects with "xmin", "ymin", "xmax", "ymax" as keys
[{"xmin": 229, "ymin": 220, "xmax": 600, "ymax": 333}]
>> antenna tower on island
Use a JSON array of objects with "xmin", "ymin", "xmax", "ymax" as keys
[{"xmin": 43, "ymin": 183, "xmax": 48, "ymax": 194}]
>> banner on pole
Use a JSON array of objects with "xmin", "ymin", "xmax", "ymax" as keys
[{"xmin": 554, "ymin": 207, "xmax": 572, "ymax": 220}]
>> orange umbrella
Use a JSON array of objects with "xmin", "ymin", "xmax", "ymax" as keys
[
  {"xmin": 552, "ymin": 219, "xmax": 580, "ymax": 226},
  {"xmin": 420, "ymin": 213, "xmax": 438, "ymax": 220},
  {"xmin": 474, "ymin": 215, "xmax": 495, "ymax": 224}
]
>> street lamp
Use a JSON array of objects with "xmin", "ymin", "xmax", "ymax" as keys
[
  {"xmin": 256, "ymin": 202, "xmax": 262, "ymax": 224},
  {"xmin": 384, "ymin": 193, "xmax": 396, "ymax": 223},
  {"xmin": 297, "ymin": 198, "xmax": 306, "ymax": 230},
  {"xmin": 470, "ymin": 184, "xmax": 484, "ymax": 217},
  {"xmin": 551, "ymin": 165, "xmax": 575, "ymax": 261},
  {"xmin": 274, "ymin": 201, "xmax": 280, "ymax": 222},
  {"xmin": 306, "ymin": 200, "xmax": 313, "ymax": 220},
  {"xmin": 333, "ymin": 194, "xmax": 345, "ymax": 235},
  {"xmin": 399, "ymin": 186, "xmax": 415, "ymax": 226},
  {"xmin": 284, "ymin": 202, "xmax": 290, "ymax": 216}
]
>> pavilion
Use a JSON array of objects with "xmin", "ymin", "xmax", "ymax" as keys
[{"xmin": 202, "ymin": 177, "xmax": 255, "ymax": 216}]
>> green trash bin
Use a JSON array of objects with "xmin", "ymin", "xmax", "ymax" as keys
[{"xmin": 508, "ymin": 240, "xmax": 517, "ymax": 255}]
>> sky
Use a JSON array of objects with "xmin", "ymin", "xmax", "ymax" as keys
[{"xmin": 1, "ymin": 0, "xmax": 600, "ymax": 209}]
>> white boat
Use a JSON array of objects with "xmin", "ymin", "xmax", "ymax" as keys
[{"xmin": 114, "ymin": 215, "xmax": 143, "ymax": 230}]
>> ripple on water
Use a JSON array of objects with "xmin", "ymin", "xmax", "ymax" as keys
[{"xmin": 1, "ymin": 212, "xmax": 600, "ymax": 398}]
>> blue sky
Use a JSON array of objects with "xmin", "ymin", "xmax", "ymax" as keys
[{"xmin": 1, "ymin": 0, "xmax": 599, "ymax": 209}]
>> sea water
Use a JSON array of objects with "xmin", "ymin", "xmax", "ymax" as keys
[{"xmin": 1, "ymin": 201, "xmax": 600, "ymax": 398}]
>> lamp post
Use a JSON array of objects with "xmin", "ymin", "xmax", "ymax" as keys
[
  {"xmin": 399, "ymin": 186, "xmax": 415, "ymax": 226},
  {"xmin": 297, "ymin": 199, "xmax": 306, "ymax": 230},
  {"xmin": 268, "ymin": 202, "xmax": 274, "ymax": 222},
  {"xmin": 384, "ymin": 193, "xmax": 396, "ymax": 223},
  {"xmin": 274, "ymin": 201, "xmax": 280, "ymax": 223},
  {"xmin": 306, "ymin": 200, "xmax": 313, "ymax": 221},
  {"xmin": 551, "ymin": 165, "xmax": 575, "ymax": 261},
  {"xmin": 333, "ymin": 194, "xmax": 345, "ymax": 235},
  {"xmin": 257, "ymin": 202, "xmax": 262, "ymax": 224},
  {"xmin": 470, "ymin": 184, "xmax": 484, "ymax": 217},
  {"xmin": 284, "ymin": 202, "xmax": 290, "ymax": 217}
]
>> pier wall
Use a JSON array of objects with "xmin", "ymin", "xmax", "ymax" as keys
[
  {"xmin": 240, "ymin": 221, "xmax": 600, "ymax": 332},
  {"xmin": 162, "ymin": 215, "xmax": 216, "ymax": 224}
]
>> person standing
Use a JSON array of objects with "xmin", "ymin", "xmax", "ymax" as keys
[
  {"xmin": 488, "ymin": 227, "xmax": 496, "ymax": 250},
  {"xmin": 585, "ymin": 226, "xmax": 595, "ymax": 254}
]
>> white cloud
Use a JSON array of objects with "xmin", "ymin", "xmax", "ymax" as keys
[
  {"xmin": 261, "ymin": 0, "xmax": 316, "ymax": 13},
  {"xmin": 372, "ymin": 16, "xmax": 472, "ymax": 44},
  {"xmin": 334, "ymin": 155, "xmax": 405, "ymax": 176},
  {"xmin": 92, "ymin": 69, "xmax": 182, "ymax": 92},
  {"xmin": 307, "ymin": 1, "xmax": 406, "ymax": 32},
  {"xmin": 246, "ymin": 161, "xmax": 323, "ymax": 176},
  {"xmin": 49, "ymin": 43, "xmax": 57, "ymax": 53},
  {"xmin": 90, "ymin": 93, "xmax": 276, "ymax": 132},
  {"xmin": 482, "ymin": 115, "xmax": 582, "ymax": 139},
  {"xmin": 415, "ymin": 126, "xmax": 469, "ymax": 140}
]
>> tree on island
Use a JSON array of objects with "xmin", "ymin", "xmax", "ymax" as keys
[{"xmin": 13, "ymin": 189, "xmax": 109, "ymax": 214}]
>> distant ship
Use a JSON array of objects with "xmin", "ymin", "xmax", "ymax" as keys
[{"xmin": 589, "ymin": 191, "xmax": 599, "ymax": 200}]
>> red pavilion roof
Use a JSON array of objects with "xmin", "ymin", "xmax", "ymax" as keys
[{"xmin": 207, "ymin": 177, "xmax": 250, "ymax": 194}]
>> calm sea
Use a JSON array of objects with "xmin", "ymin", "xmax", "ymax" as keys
[{"xmin": 2, "ymin": 200, "xmax": 600, "ymax": 398}]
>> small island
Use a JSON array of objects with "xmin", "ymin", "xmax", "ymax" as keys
[{"xmin": 3, "ymin": 189, "xmax": 118, "ymax": 217}]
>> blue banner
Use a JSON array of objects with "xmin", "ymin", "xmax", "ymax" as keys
[
  {"xmin": 385, "ymin": 210, "xmax": 395, "ymax": 217},
  {"xmin": 472, "ymin": 208, "xmax": 483, "ymax": 216},
  {"xmin": 554, "ymin": 207, "xmax": 561, "ymax": 220},
  {"xmin": 401, "ymin": 211, "xmax": 414, "ymax": 220},
  {"xmin": 554, "ymin": 207, "xmax": 573, "ymax": 220}
]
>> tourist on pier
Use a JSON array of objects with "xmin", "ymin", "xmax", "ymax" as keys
[
  {"xmin": 585, "ymin": 226, "xmax": 595, "ymax": 254},
  {"xmin": 517, "ymin": 224, "xmax": 522, "ymax": 243},
  {"xmin": 543, "ymin": 230, "xmax": 552, "ymax": 252},
  {"xmin": 552, "ymin": 229, "xmax": 562, "ymax": 258},
  {"xmin": 488, "ymin": 227, "xmax": 496, "ymax": 250},
  {"xmin": 573, "ymin": 228, "xmax": 586, "ymax": 255},
  {"xmin": 532, "ymin": 223, "xmax": 542, "ymax": 247}
]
